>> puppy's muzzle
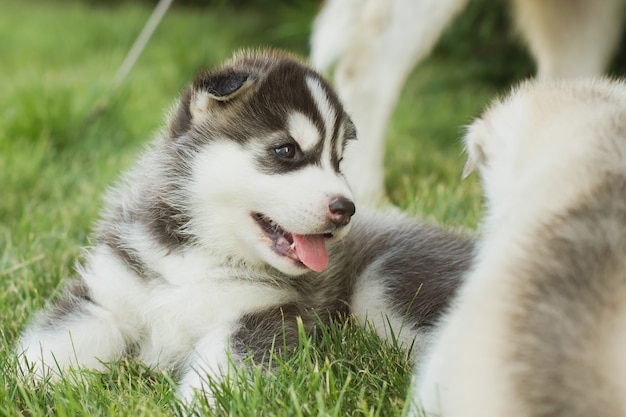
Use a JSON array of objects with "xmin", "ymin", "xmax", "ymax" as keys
[{"xmin": 328, "ymin": 197, "xmax": 356, "ymax": 227}]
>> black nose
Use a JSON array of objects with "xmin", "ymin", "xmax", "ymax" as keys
[{"xmin": 328, "ymin": 197, "xmax": 356, "ymax": 227}]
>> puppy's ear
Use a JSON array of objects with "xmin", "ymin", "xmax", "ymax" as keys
[
  {"xmin": 168, "ymin": 70, "xmax": 256, "ymax": 138},
  {"xmin": 194, "ymin": 70, "xmax": 254, "ymax": 101},
  {"xmin": 190, "ymin": 70, "xmax": 256, "ymax": 121},
  {"xmin": 461, "ymin": 119, "xmax": 487, "ymax": 179}
]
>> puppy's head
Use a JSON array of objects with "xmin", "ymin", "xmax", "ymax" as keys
[
  {"xmin": 461, "ymin": 86, "xmax": 531, "ymax": 212},
  {"xmin": 463, "ymin": 78, "xmax": 626, "ymax": 219},
  {"xmin": 164, "ymin": 49, "xmax": 356, "ymax": 276}
]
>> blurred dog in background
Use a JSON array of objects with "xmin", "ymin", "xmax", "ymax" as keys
[
  {"xmin": 413, "ymin": 78, "xmax": 626, "ymax": 417},
  {"xmin": 311, "ymin": 0, "xmax": 626, "ymax": 203}
]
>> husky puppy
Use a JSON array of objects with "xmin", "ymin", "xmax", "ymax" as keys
[
  {"xmin": 412, "ymin": 78, "xmax": 626, "ymax": 417},
  {"xmin": 311, "ymin": 0, "xmax": 626, "ymax": 203},
  {"xmin": 16, "ymin": 49, "xmax": 473, "ymax": 403}
]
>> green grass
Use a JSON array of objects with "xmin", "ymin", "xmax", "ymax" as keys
[{"xmin": 0, "ymin": 0, "xmax": 530, "ymax": 415}]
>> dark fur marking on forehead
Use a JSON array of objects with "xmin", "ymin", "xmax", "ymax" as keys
[
  {"xmin": 329, "ymin": 114, "xmax": 344, "ymax": 173},
  {"xmin": 169, "ymin": 51, "xmax": 352, "ymax": 176},
  {"xmin": 251, "ymin": 62, "xmax": 332, "ymax": 135},
  {"xmin": 243, "ymin": 62, "xmax": 347, "ymax": 174},
  {"xmin": 315, "ymin": 112, "xmax": 356, "ymax": 174},
  {"xmin": 170, "ymin": 51, "xmax": 348, "ymax": 149}
]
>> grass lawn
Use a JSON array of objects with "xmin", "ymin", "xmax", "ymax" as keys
[{"xmin": 0, "ymin": 0, "xmax": 532, "ymax": 415}]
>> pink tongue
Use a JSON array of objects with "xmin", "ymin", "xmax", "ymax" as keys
[{"xmin": 292, "ymin": 234, "xmax": 329, "ymax": 272}]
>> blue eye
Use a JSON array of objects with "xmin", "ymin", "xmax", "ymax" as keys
[{"xmin": 274, "ymin": 144, "xmax": 296, "ymax": 159}]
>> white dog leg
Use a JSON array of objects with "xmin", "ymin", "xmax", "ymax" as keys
[
  {"xmin": 176, "ymin": 327, "xmax": 239, "ymax": 407},
  {"xmin": 310, "ymin": 0, "xmax": 364, "ymax": 71},
  {"xmin": 513, "ymin": 0, "xmax": 626, "ymax": 78},
  {"xmin": 311, "ymin": 0, "xmax": 468, "ymax": 204}
]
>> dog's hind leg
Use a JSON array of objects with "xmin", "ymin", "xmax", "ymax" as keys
[
  {"xmin": 311, "ymin": 0, "xmax": 468, "ymax": 203},
  {"xmin": 310, "ymin": 0, "xmax": 363, "ymax": 71},
  {"xmin": 16, "ymin": 279, "xmax": 130, "ymax": 380},
  {"xmin": 513, "ymin": 0, "xmax": 626, "ymax": 78},
  {"xmin": 176, "ymin": 324, "xmax": 237, "ymax": 405}
]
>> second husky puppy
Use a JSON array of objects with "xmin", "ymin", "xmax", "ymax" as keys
[
  {"xmin": 16, "ymin": 49, "xmax": 474, "ymax": 404},
  {"xmin": 413, "ymin": 78, "xmax": 626, "ymax": 416}
]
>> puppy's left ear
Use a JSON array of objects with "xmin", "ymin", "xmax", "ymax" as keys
[
  {"xmin": 188, "ymin": 69, "xmax": 256, "ymax": 123},
  {"xmin": 461, "ymin": 119, "xmax": 487, "ymax": 179},
  {"xmin": 193, "ymin": 69, "xmax": 255, "ymax": 102},
  {"xmin": 168, "ymin": 70, "xmax": 257, "ymax": 138}
]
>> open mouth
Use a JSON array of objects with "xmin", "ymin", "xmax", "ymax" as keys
[{"xmin": 252, "ymin": 212, "xmax": 332, "ymax": 272}]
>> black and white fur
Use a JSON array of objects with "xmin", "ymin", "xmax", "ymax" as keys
[
  {"xmin": 413, "ymin": 78, "xmax": 626, "ymax": 417},
  {"xmin": 17, "ymin": 50, "xmax": 473, "ymax": 403}
]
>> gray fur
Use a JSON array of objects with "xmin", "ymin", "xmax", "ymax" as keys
[{"xmin": 231, "ymin": 210, "xmax": 474, "ymax": 362}]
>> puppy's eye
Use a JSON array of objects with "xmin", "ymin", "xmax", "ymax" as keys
[{"xmin": 274, "ymin": 144, "xmax": 296, "ymax": 159}]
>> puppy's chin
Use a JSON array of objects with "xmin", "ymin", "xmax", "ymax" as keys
[
  {"xmin": 255, "ymin": 241, "xmax": 322, "ymax": 276},
  {"xmin": 273, "ymin": 259, "xmax": 313, "ymax": 277}
]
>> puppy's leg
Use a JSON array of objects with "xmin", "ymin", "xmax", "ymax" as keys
[
  {"xmin": 176, "ymin": 324, "xmax": 237, "ymax": 406},
  {"xmin": 313, "ymin": 0, "xmax": 468, "ymax": 203},
  {"xmin": 17, "ymin": 279, "xmax": 129, "ymax": 379},
  {"xmin": 177, "ymin": 305, "xmax": 314, "ymax": 405},
  {"xmin": 513, "ymin": 0, "xmax": 626, "ymax": 77},
  {"xmin": 310, "ymin": 0, "xmax": 364, "ymax": 71}
]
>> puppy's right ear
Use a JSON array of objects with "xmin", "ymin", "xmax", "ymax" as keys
[
  {"xmin": 168, "ymin": 70, "xmax": 256, "ymax": 138},
  {"xmin": 461, "ymin": 119, "xmax": 487, "ymax": 179}
]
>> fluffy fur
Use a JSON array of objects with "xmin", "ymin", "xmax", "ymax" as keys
[
  {"xmin": 412, "ymin": 78, "xmax": 626, "ymax": 417},
  {"xmin": 311, "ymin": 0, "xmax": 626, "ymax": 203},
  {"xmin": 16, "ymin": 49, "xmax": 474, "ymax": 404}
]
